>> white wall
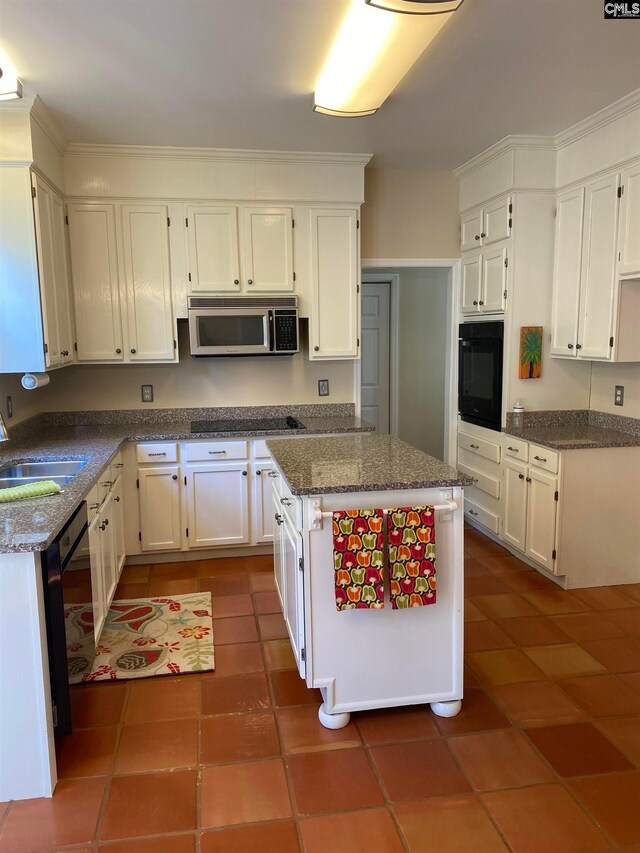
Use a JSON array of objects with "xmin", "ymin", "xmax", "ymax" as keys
[
  {"xmin": 0, "ymin": 373, "xmax": 44, "ymax": 426},
  {"xmin": 590, "ymin": 362, "xmax": 640, "ymax": 419}
]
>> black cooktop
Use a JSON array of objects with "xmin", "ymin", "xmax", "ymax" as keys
[{"xmin": 190, "ymin": 416, "xmax": 306, "ymax": 434}]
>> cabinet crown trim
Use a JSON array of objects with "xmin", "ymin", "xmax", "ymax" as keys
[{"xmin": 65, "ymin": 143, "xmax": 372, "ymax": 168}]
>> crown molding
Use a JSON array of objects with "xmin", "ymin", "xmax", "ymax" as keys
[
  {"xmin": 554, "ymin": 87, "xmax": 640, "ymax": 150},
  {"xmin": 454, "ymin": 134, "xmax": 555, "ymax": 179},
  {"xmin": 65, "ymin": 142, "xmax": 372, "ymax": 168},
  {"xmin": 29, "ymin": 96, "xmax": 68, "ymax": 155}
]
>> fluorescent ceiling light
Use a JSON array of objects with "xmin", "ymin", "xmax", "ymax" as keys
[
  {"xmin": 314, "ymin": 0, "xmax": 458, "ymax": 117},
  {"xmin": 0, "ymin": 47, "xmax": 23, "ymax": 100},
  {"xmin": 365, "ymin": 0, "xmax": 464, "ymax": 14}
]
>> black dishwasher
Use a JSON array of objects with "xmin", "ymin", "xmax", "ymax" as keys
[{"xmin": 41, "ymin": 501, "xmax": 90, "ymax": 735}]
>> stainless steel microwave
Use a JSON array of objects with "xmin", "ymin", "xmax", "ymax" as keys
[{"xmin": 188, "ymin": 296, "xmax": 299, "ymax": 356}]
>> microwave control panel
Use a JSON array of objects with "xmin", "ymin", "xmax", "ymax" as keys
[{"xmin": 273, "ymin": 310, "xmax": 299, "ymax": 352}]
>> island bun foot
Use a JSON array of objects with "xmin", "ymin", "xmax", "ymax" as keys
[
  {"xmin": 318, "ymin": 703, "xmax": 351, "ymax": 729},
  {"xmin": 430, "ymin": 699, "xmax": 462, "ymax": 718}
]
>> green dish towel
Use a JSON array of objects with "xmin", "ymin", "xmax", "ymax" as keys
[{"xmin": 0, "ymin": 480, "xmax": 62, "ymax": 503}]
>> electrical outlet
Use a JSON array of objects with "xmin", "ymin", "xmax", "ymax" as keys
[
  {"xmin": 614, "ymin": 385, "xmax": 624, "ymax": 406},
  {"xmin": 318, "ymin": 379, "xmax": 330, "ymax": 397},
  {"xmin": 6, "ymin": 396, "xmax": 13, "ymax": 418},
  {"xmin": 141, "ymin": 384, "xmax": 154, "ymax": 403}
]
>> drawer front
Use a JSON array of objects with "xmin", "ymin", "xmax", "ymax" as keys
[
  {"xmin": 457, "ymin": 461, "xmax": 501, "ymax": 499},
  {"xmin": 504, "ymin": 437, "xmax": 529, "ymax": 462},
  {"xmin": 464, "ymin": 497, "xmax": 500, "ymax": 534},
  {"xmin": 253, "ymin": 439, "xmax": 271, "ymax": 459},
  {"xmin": 183, "ymin": 440, "xmax": 248, "ymax": 462},
  {"xmin": 136, "ymin": 442, "xmax": 178, "ymax": 463},
  {"xmin": 529, "ymin": 443, "xmax": 559, "ymax": 474},
  {"xmin": 458, "ymin": 431, "xmax": 501, "ymax": 464}
]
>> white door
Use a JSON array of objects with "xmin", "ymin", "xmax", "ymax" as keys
[
  {"xmin": 550, "ymin": 187, "xmax": 585, "ymax": 357},
  {"xmin": 31, "ymin": 174, "xmax": 61, "ymax": 367},
  {"xmin": 483, "ymin": 197, "xmax": 511, "ymax": 245},
  {"xmin": 502, "ymin": 458, "xmax": 527, "ymax": 552},
  {"xmin": 99, "ymin": 492, "xmax": 117, "ymax": 607},
  {"xmin": 272, "ymin": 490, "xmax": 285, "ymax": 611},
  {"xmin": 50, "ymin": 191, "xmax": 74, "ymax": 364},
  {"xmin": 360, "ymin": 283, "xmax": 391, "ymax": 433},
  {"xmin": 138, "ymin": 465, "xmax": 182, "ymax": 552},
  {"xmin": 481, "ymin": 244, "xmax": 507, "ymax": 313},
  {"xmin": 67, "ymin": 203, "xmax": 123, "ymax": 361},
  {"xmin": 122, "ymin": 205, "xmax": 175, "ymax": 361},
  {"xmin": 309, "ymin": 208, "xmax": 359, "ymax": 358},
  {"xmin": 461, "ymin": 209, "xmax": 483, "ymax": 251},
  {"xmin": 578, "ymin": 173, "xmax": 620, "ymax": 360},
  {"xmin": 525, "ymin": 467, "xmax": 558, "ymax": 572},
  {"xmin": 186, "ymin": 463, "xmax": 249, "ymax": 548},
  {"xmin": 617, "ymin": 162, "xmax": 640, "ymax": 278},
  {"xmin": 88, "ymin": 513, "xmax": 106, "ymax": 644},
  {"xmin": 282, "ymin": 519, "xmax": 305, "ymax": 678},
  {"xmin": 252, "ymin": 464, "xmax": 275, "ymax": 544},
  {"xmin": 111, "ymin": 477, "xmax": 126, "ymax": 582},
  {"xmin": 242, "ymin": 207, "xmax": 294, "ymax": 292},
  {"xmin": 461, "ymin": 252, "xmax": 482, "ymax": 313},
  {"xmin": 186, "ymin": 205, "xmax": 240, "ymax": 293}
]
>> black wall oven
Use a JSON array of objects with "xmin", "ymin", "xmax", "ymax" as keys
[{"xmin": 458, "ymin": 321, "xmax": 504, "ymax": 432}]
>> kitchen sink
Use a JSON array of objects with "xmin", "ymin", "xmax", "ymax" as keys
[{"xmin": 0, "ymin": 460, "xmax": 87, "ymax": 489}]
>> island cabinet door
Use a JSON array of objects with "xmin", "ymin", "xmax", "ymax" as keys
[
  {"xmin": 282, "ymin": 519, "xmax": 306, "ymax": 678},
  {"xmin": 272, "ymin": 490, "xmax": 285, "ymax": 612},
  {"xmin": 88, "ymin": 512, "xmax": 107, "ymax": 645},
  {"xmin": 185, "ymin": 463, "xmax": 249, "ymax": 548},
  {"xmin": 252, "ymin": 464, "xmax": 275, "ymax": 545},
  {"xmin": 525, "ymin": 467, "xmax": 558, "ymax": 573},
  {"xmin": 502, "ymin": 458, "xmax": 528, "ymax": 552}
]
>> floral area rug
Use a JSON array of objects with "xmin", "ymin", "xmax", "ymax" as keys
[{"xmin": 65, "ymin": 593, "xmax": 215, "ymax": 683}]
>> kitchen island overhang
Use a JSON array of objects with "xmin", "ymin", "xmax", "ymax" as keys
[{"xmin": 266, "ymin": 434, "xmax": 472, "ymax": 729}]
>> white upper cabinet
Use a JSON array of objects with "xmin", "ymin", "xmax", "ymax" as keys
[
  {"xmin": 67, "ymin": 203, "xmax": 124, "ymax": 362},
  {"xmin": 242, "ymin": 207, "xmax": 294, "ymax": 292},
  {"xmin": 186, "ymin": 204, "xmax": 294, "ymax": 294},
  {"xmin": 309, "ymin": 208, "xmax": 359, "ymax": 359},
  {"xmin": 461, "ymin": 252, "xmax": 482, "ymax": 312},
  {"xmin": 550, "ymin": 187, "xmax": 584, "ymax": 357},
  {"xmin": 31, "ymin": 174, "xmax": 75, "ymax": 368},
  {"xmin": 186, "ymin": 205, "xmax": 240, "ymax": 293},
  {"xmin": 550, "ymin": 170, "xmax": 628, "ymax": 362},
  {"xmin": 617, "ymin": 161, "xmax": 640, "ymax": 278},
  {"xmin": 461, "ymin": 243, "xmax": 507, "ymax": 314},
  {"xmin": 68, "ymin": 202, "xmax": 177, "ymax": 363},
  {"xmin": 121, "ymin": 205, "xmax": 175, "ymax": 361},
  {"xmin": 460, "ymin": 197, "xmax": 511, "ymax": 251}
]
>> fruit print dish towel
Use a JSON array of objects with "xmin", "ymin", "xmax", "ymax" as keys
[{"xmin": 332, "ymin": 506, "xmax": 436, "ymax": 611}]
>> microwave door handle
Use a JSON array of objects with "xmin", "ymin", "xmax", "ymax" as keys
[{"xmin": 268, "ymin": 311, "xmax": 274, "ymax": 352}]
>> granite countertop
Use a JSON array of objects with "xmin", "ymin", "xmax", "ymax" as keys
[
  {"xmin": 503, "ymin": 409, "xmax": 640, "ymax": 451},
  {"xmin": 0, "ymin": 405, "xmax": 373, "ymax": 554},
  {"xmin": 267, "ymin": 434, "xmax": 473, "ymax": 495}
]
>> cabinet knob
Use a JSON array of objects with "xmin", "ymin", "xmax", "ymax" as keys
[
  {"xmin": 475, "ymin": 235, "xmax": 480, "ymax": 241},
  {"xmin": 518, "ymin": 473, "xmax": 524, "ymax": 480},
  {"xmin": 103, "ymin": 518, "xmax": 109, "ymax": 526},
  {"xmin": 116, "ymin": 348, "xmax": 122, "ymax": 354},
  {"xmin": 247, "ymin": 279, "xmax": 253, "ymax": 285},
  {"xmin": 314, "ymin": 346, "xmax": 319, "ymax": 351},
  {"xmin": 473, "ymin": 301, "xmax": 478, "ymax": 306},
  {"xmin": 575, "ymin": 343, "xmax": 582, "ymax": 350},
  {"xmin": 274, "ymin": 513, "xmax": 284, "ymax": 526},
  {"xmin": 234, "ymin": 279, "xmax": 239, "ymax": 285},
  {"xmin": 242, "ymin": 470, "xmax": 248, "ymax": 476},
  {"xmin": 567, "ymin": 343, "xmax": 574, "ymax": 349},
  {"xmin": 114, "ymin": 496, "xmax": 120, "ymax": 502},
  {"xmin": 172, "ymin": 474, "xmax": 178, "ymax": 480},
  {"xmin": 256, "ymin": 469, "xmax": 262, "ymax": 475},
  {"xmin": 99, "ymin": 522, "xmax": 106, "ymax": 531},
  {"xmin": 131, "ymin": 348, "xmax": 136, "ymax": 354},
  {"xmin": 480, "ymin": 232, "xmax": 486, "ymax": 238},
  {"xmin": 526, "ymin": 476, "xmax": 532, "ymax": 483},
  {"xmin": 478, "ymin": 300, "xmax": 484, "ymax": 306}
]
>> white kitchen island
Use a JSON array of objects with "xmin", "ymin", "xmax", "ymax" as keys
[{"xmin": 266, "ymin": 434, "xmax": 472, "ymax": 729}]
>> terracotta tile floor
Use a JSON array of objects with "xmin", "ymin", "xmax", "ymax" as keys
[{"xmin": 2, "ymin": 532, "xmax": 640, "ymax": 852}]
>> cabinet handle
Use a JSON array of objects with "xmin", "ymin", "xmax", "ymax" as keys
[
  {"xmin": 60, "ymin": 350, "xmax": 69, "ymax": 357},
  {"xmin": 507, "ymin": 446, "xmax": 519, "ymax": 452},
  {"xmin": 526, "ymin": 476, "xmax": 532, "ymax": 483},
  {"xmin": 567, "ymin": 343, "xmax": 574, "ymax": 350},
  {"xmin": 575, "ymin": 344, "xmax": 582, "ymax": 350},
  {"xmin": 478, "ymin": 300, "xmax": 484, "ymax": 306},
  {"xmin": 274, "ymin": 513, "xmax": 284, "ymax": 526},
  {"xmin": 280, "ymin": 497, "xmax": 292, "ymax": 506},
  {"xmin": 233, "ymin": 279, "xmax": 239, "ymax": 285},
  {"xmin": 314, "ymin": 346, "xmax": 320, "ymax": 351},
  {"xmin": 113, "ymin": 463, "xmax": 124, "ymax": 468},
  {"xmin": 148, "ymin": 452, "xmax": 167, "ymax": 457},
  {"xmin": 471, "ymin": 477, "xmax": 478, "ymax": 483},
  {"xmin": 518, "ymin": 473, "xmax": 524, "ymax": 480},
  {"xmin": 480, "ymin": 232, "xmax": 486, "ymax": 238},
  {"xmin": 208, "ymin": 450, "xmax": 226, "ymax": 455},
  {"xmin": 116, "ymin": 348, "xmax": 122, "ymax": 354},
  {"xmin": 101, "ymin": 480, "xmax": 113, "ymax": 487},
  {"xmin": 533, "ymin": 455, "xmax": 547, "ymax": 462},
  {"xmin": 89, "ymin": 502, "xmax": 100, "ymax": 510},
  {"xmin": 268, "ymin": 471, "xmax": 278, "ymax": 478},
  {"xmin": 242, "ymin": 470, "xmax": 248, "ymax": 476},
  {"xmin": 475, "ymin": 235, "xmax": 480, "ymax": 241},
  {"xmin": 172, "ymin": 474, "xmax": 178, "ymax": 480},
  {"xmin": 247, "ymin": 279, "xmax": 253, "ymax": 285},
  {"xmin": 468, "ymin": 509, "xmax": 478, "ymax": 516},
  {"xmin": 469, "ymin": 443, "xmax": 479, "ymax": 449},
  {"xmin": 114, "ymin": 496, "xmax": 120, "ymax": 502},
  {"xmin": 131, "ymin": 348, "xmax": 136, "ymax": 354}
]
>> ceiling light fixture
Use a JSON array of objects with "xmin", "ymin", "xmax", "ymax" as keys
[
  {"xmin": 365, "ymin": 0, "xmax": 463, "ymax": 14},
  {"xmin": 0, "ymin": 48, "xmax": 23, "ymax": 100},
  {"xmin": 313, "ymin": 0, "xmax": 461, "ymax": 118}
]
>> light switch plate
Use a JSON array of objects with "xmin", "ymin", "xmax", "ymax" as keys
[
  {"xmin": 614, "ymin": 385, "xmax": 624, "ymax": 406},
  {"xmin": 141, "ymin": 384, "xmax": 154, "ymax": 403},
  {"xmin": 318, "ymin": 379, "xmax": 329, "ymax": 397}
]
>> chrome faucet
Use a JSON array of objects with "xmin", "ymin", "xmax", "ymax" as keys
[{"xmin": 0, "ymin": 412, "xmax": 9, "ymax": 442}]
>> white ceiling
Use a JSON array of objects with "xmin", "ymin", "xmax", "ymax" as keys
[{"xmin": 1, "ymin": 0, "xmax": 639, "ymax": 169}]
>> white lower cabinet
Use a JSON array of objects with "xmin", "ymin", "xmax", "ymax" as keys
[
  {"xmin": 88, "ymin": 513, "xmax": 107, "ymax": 644},
  {"xmin": 185, "ymin": 462, "xmax": 249, "ymax": 548},
  {"xmin": 138, "ymin": 464, "xmax": 182, "ymax": 552},
  {"xmin": 88, "ymin": 470, "xmax": 126, "ymax": 644},
  {"xmin": 502, "ymin": 453, "xmax": 559, "ymax": 573},
  {"xmin": 252, "ymin": 464, "xmax": 275, "ymax": 544},
  {"xmin": 272, "ymin": 489, "xmax": 285, "ymax": 610},
  {"xmin": 457, "ymin": 422, "xmax": 502, "ymax": 534}
]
